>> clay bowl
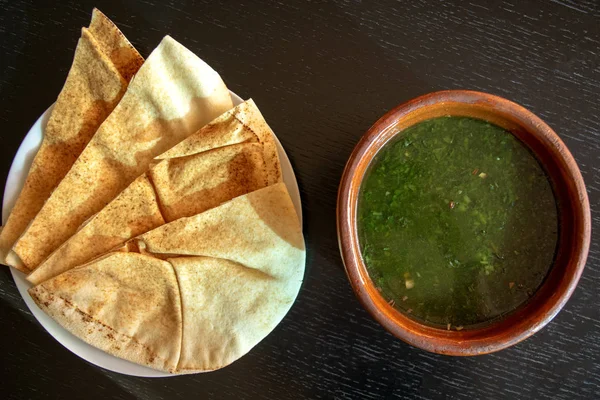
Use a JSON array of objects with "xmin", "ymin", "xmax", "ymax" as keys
[{"xmin": 337, "ymin": 90, "xmax": 591, "ymax": 355}]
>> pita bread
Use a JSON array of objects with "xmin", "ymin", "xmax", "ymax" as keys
[
  {"xmin": 29, "ymin": 252, "xmax": 183, "ymax": 372},
  {"xmin": 158, "ymin": 98, "xmax": 281, "ymax": 187},
  {"xmin": 150, "ymin": 143, "xmax": 275, "ymax": 221},
  {"xmin": 26, "ymin": 175, "xmax": 165, "ymax": 285},
  {"xmin": 0, "ymin": 9, "xmax": 143, "ymax": 271},
  {"xmin": 11, "ymin": 35, "xmax": 233, "ymax": 270},
  {"xmin": 29, "ymin": 183, "xmax": 305, "ymax": 373},
  {"xmin": 27, "ymin": 100, "xmax": 281, "ymax": 285}
]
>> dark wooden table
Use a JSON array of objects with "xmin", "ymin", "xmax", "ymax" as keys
[{"xmin": 1, "ymin": 1, "xmax": 599, "ymax": 398}]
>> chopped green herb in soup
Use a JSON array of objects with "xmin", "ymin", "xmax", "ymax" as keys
[{"xmin": 358, "ymin": 116, "xmax": 558, "ymax": 329}]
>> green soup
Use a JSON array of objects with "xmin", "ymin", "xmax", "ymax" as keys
[{"xmin": 358, "ymin": 116, "xmax": 558, "ymax": 329}]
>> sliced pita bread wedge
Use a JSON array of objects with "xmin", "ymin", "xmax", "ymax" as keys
[
  {"xmin": 0, "ymin": 9, "xmax": 144, "ymax": 271},
  {"xmin": 132, "ymin": 182, "xmax": 304, "ymax": 264},
  {"xmin": 150, "ymin": 142, "xmax": 276, "ymax": 221},
  {"xmin": 29, "ymin": 252, "xmax": 183, "ymax": 372},
  {"xmin": 157, "ymin": 98, "xmax": 280, "ymax": 185},
  {"xmin": 26, "ymin": 174, "xmax": 165, "ymax": 285},
  {"xmin": 133, "ymin": 183, "xmax": 305, "ymax": 373},
  {"xmin": 29, "ymin": 183, "xmax": 305, "ymax": 373},
  {"xmin": 27, "ymin": 100, "xmax": 281, "ymax": 285},
  {"xmin": 12, "ymin": 35, "xmax": 233, "ymax": 271}
]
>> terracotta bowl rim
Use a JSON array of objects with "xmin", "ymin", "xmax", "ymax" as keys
[{"xmin": 337, "ymin": 89, "xmax": 591, "ymax": 355}]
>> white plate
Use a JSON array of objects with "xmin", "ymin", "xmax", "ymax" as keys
[{"xmin": 2, "ymin": 92, "xmax": 302, "ymax": 377}]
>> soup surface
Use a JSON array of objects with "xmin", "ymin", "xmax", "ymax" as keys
[{"xmin": 358, "ymin": 116, "xmax": 558, "ymax": 329}]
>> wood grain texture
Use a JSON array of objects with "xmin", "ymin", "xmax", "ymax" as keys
[{"xmin": 0, "ymin": 0, "xmax": 598, "ymax": 399}]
